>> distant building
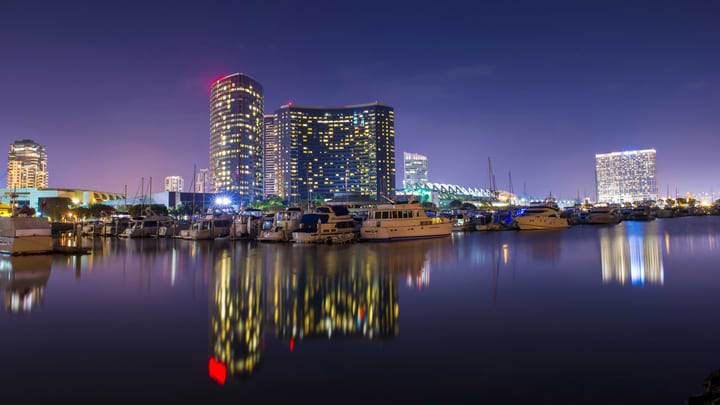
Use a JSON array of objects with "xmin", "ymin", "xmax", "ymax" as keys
[
  {"xmin": 0, "ymin": 187, "xmax": 125, "ymax": 214},
  {"xmin": 195, "ymin": 168, "xmax": 212, "ymax": 193},
  {"xmin": 595, "ymin": 149, "xmax": 658, "ymax": 203},
  {"xmin": 7, "ymin": 139, "xmax": 48, "ymax": 189},
  {"xmin": 272, "ymin": 102, "xmax": 395, "ymax": 201},
  {"xmin": 263, "ymin": 114, "xmax": 279, "ymax": 198},
  {"xmin": 164, "ymin": 176, "xmax": 184, "ymax": 192},
  {"xmin": 403, "ymin": 152, "xmax": 428, "ymax": 189},
  {"xmin": 209, "ymin": 73, "xmax": 264, "ymax": 202}
]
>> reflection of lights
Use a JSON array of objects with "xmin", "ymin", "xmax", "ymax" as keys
[
  {"xmin": 665, "ymin": 232, "xmax": 670, "ymax": 255},
  {"xmin": 599, "ymin": 223, "xmax": 664, "ymax": 286},
  {"xmin": 208, "ymin": 358, "xmax": 227, "ymax": 385},
  {"xmin": 503, "ymin": 244, "xmax": 509, "ymax": 265}
]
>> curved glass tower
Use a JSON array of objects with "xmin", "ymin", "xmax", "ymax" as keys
[{"xmin": 210, "ymin": 73, "xmax": 264, "ymax": 201}]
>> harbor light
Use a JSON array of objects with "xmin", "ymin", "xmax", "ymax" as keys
[{"xmin": 215, "ymin": 197, "xmax": 231, "ymax": 206}]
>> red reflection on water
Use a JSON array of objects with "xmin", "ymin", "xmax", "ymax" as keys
[
  {"xmin": 290, "ymin": 338, "xmax": 295, "ymax": 352},
  {"xmin": 208, "ymin": 357, "xmax": 227, "ymax": 385}
]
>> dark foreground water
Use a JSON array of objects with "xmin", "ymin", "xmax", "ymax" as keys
[{"xmin": 1, "ymin": 217, "xmax": 719, "ymax": 403}]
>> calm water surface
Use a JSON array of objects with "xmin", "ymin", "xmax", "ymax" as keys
[{"xmin": 1, "ymin": 217, "xmax": 719, "ymax": 403}]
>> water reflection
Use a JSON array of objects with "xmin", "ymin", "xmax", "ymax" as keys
[
  {"xmin": 208, "ymin": 241, "xmax": 432, "ymax": 383},
  {"xmin": 599, "ymin": 222, "xmax": 664, "ymax": 286},
  {"xmin": 0, "ymin": 256, "xmax": 52, "ymax": 313}
]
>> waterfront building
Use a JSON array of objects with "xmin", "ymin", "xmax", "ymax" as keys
[
  {"xmin": 262, "ymin": 114, "xmax": 280, "ymax": 198},
  {"xmin": 403, "ymin": 152, "xmax": 428, "ymax": 189},
  {"xmin": 595, "ymin": 149, "xmax": 658, "ymax": 203},
  {"xmin": 0, "ymin": 187, "xmax": 125, "ymax": 214},
  {"xmin": 7, "ymin": 139, "xmax": 48, "ymax": 189},
  {"xmin": 209, "ymin": 73, "xmax": 264, "ymax": 202},
  {"xmin": 195, "ymin": 168, "xmax": 212, "ymax": 193},
  {"xmin": 164, "ymin": 176, "xmax": 184, "ymax": 192},
  {"xmin": 272, "ymin": 102, "xmax": 395, "ymax": 202}
]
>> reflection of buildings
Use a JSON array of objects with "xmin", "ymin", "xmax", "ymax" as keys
[
  {"xmin": 0, "ymin": 256, "xmax": 52, "ymax": 313},
  {"xmin": 599, "ymin": 223, "xmax": 664, "ymax": 286},
  {"xmin": 209, "ymin": 250, "xmax": 264, "ymax": 383},
  {"xmin": 207, "ymin": 242, "xmax": 432, "ymax": 383}
]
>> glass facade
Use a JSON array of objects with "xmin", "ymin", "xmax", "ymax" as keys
[
  {"xmin": 209, "ymin": 73, "xmax": 264, "ymax": 201},
  {"xmin": 595, "ymin": 149, "xmax": 657, "ymax": 203},
  {"xmin": 403, "ymin": 152, "xmax": 428, "ymax": 189},
  {"xmin": 7, "ymin": 139, "xmax": 48, "ymax": 189},
  {"xmin": 272, "ymin": 103, "xmax": 395, "ymax": 201},
  {"xmin": 262, "ymin": 114, "xmax": 279, "ymax": 198}
]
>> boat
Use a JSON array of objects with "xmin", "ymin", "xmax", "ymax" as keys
[
  {"xmin": 513, "ymin": 206, "xmax": 570, "ymax": 230},
  {"xmin": 102, "ymin": 217, "xmax": 131, "ymax": 236},
  {"xmin": 231, "ymin": 210, "xmax": 264, "ymax": 240},
  {"xmin": 211, "ymin": 213, "xmax": 234, "ymax": 238},
  {"xmin": 586, "ymin": 206, "xmax": 621, "ymax": 225},
  {"xmin": 120, "ymin": 215, "xmax": 174, "ymax": 238},
  {"xmin": 627, "ymin": 206, "xmax": 655, "ymax": 221},
  {"xmin": 81, "ymin": 220, "xmax": 103, "ymax": 236},
  {"xmin": 443, "ymin": 213, "xmax": 475, "ymax": 232},
  {"xmin": 360, "ymin": 202, "xmax": 452, "ymax": 241},
  {"xmin": 181, "ymin": 218, "xmax": 214, "ymax": 240},
  {"xmin": 0, "ymin": 217, "xmax": 53, "ymax": 255},
  {"xmin": 257, "ymin": 208, "xmax": 303, "ymax": 242},
  {"xmin": 160, "ymin": 219, "xmax": 190, "ymax": 238},
  {"xmin": 292, "ymin": 206, "xmax": 358, "ymax": 244}
]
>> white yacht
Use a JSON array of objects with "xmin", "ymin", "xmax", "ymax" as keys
[
  {"xmin": 180, "ymin": 213, "xmax": 233, "ymax": 240},
  {"xmin": 120, "ymin": 215, "xmax": 174, "ymax": 238},
  {"xmin": 258, "ymin": 208, "xmax": 303, "ymax": 242},
  {"xmin": 586, "ymin": 206, "xmax": 621, "ymax": 225},
  {"xmin": 292, "ymin": 206, "xmax": 358, "ymax": 244},
  {"xmin": 231, "ymin": 210, "xmax": 264, "ymax": 240},
  {"xmin": 361, "ymin": 202, "xmax": 452, "ymax": 241},
  {"xmin": 443, "ymin": 213, "xmax": 475, "ymax": 232},
  {"xmin": 514, "ymin": 206, "xmax": 569, "ymax": 230},
  {"xmin": 102, "ymin": 217, "xmax": 131, "ymax": 236}
]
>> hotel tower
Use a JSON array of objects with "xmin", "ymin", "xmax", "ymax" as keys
[
  {"xmin": 595, "ymin": 149, "xmax": 658, "ymax": 203},
  {"xmin": 209, "ymin": 73, "xmax": 264, "ymax": 201}
]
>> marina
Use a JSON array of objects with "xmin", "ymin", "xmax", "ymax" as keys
[{"xmin": 1, "ymin": 217, "xmax": 718, "ymax": 402}]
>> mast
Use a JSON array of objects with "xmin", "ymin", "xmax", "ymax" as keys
[
  {"xmin": 191, "ymin": 165, "xmax": 197, "ymax": 217},
  {"xmin": 148, "ymin": 176, "xmax": 152, "ymax": 213},
  {"xmin": 487, "ymin": 157, "xmax": 493, "ymax": 195},
  {"xmin": 141, "ymin": 177, "xmax": 145, "ymax": 215}
]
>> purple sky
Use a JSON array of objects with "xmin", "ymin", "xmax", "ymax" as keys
[{"xmin": 1, "ymin": 1, "xmax": 718, "ymax": 199}]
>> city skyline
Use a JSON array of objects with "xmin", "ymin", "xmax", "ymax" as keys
[{"xmin": 1, "ymin": 2, "xmax": 719, "ymax": 199}]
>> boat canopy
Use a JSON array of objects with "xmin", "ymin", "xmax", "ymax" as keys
[{"xmin": 300, "ymin": 214, "xmax": 329, "ymax": 225}]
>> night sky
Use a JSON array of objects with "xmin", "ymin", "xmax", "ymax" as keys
[{"xmin": 1, "ymin": 1, "xmax": 718, "ymax": 199}]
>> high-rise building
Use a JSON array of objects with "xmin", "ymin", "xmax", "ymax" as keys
[
  {"xmin": 7, "ymin": 139, "xmax": 48, "ymax": 189},
  {"xmin": 209, "ymin": 73, "xmax": 264, "ymax": 202},
  {"xmin": 195, "ymin": 168, "xmax": 212, "ymax": 193},
  {"xmin": 403, "ymin": 152, "xmax": 428, "ymax": 189},
  {"xmin": 595, "ymin": 149, "xmax": 657, "ymax": 203},
  {"xmin": 164, "ymin": 176, "xmax": 184, "ymax": 192},
  {"xmin": 272, "ymin": 102, "xmax": 395, "ymax": 201},
  {"xmin": 262, "ymin": 114, "xmax": 279, "ymax": 198}
]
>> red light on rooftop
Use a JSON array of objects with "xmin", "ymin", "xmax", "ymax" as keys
[{"xmin": 208, "ymin": 357, "xmax": 227, "ymax": 385}]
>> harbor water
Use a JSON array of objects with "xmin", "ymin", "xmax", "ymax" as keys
[{"xmin": 1, "ymin": 217, "xmax": 719, "ymax": 403}]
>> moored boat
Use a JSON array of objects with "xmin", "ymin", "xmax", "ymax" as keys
[
  {"xmin": 258, "ymin": 208, "xmax": 303, "ymax": 242},
  {"xmin": 586, "ymin": 206, "xmax": 621, "ymax": 225},
  {"xmin": 293, "ymin": 206, "xmax": 357, "ymax": 244},
  {"xmin": 360, "ymin": 202, "xmax": 452, "ymax": 241},
  {"xmin": 514, "ymin": 206, "xmax": 570, "ymax": 230}
]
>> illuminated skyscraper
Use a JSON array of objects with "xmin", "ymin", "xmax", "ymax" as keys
[
  {"xmin": 403, "ymin": 152, "xmax": 428, "ymax": 189},
  {"xmin": 195, "ymin": 168, "xmax": 212, "ymax": 193},
  {"xmin": 262, "ymin": 114, "xmax": 280, "ymax": 198},
  {"xmin": 209, "ymin": 73, "xmax": 264, "ymax": 201},
  {"xmin": 7, "ymin": 139, "xmax": 48, "ymax": 189},
  {"xmin": 595, "ymin": 149, "xmax": 657, "ymax": 203},
  {"xmin": 273, "ymin": 102, "xmax": 395, "ymax": 201},
  {"xmin": 164, "ymin": 176, "xmax": 184, "ymax": 192}
]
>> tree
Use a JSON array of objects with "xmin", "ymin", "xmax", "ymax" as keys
[
  {"xmin": 448, "ymin": 199, "xmax": 463, "ymax": 210},
  {"xmin": 71, "ymin": 206, "xmax": 91, "ymax": 219},
  {"xmin": 17, "ymin": 206, "xmax": 36, "ymax": 217},
  {"xmin": 39, "ymin": 197, "xmax": 72, "ymax": 222},
  {"xmin": 128, "ymin": 204, "xmax": 168, "ymax": 217},
  {"xmin": 88, "ymin": 204, "xmax": 115, "ymax": 218}
]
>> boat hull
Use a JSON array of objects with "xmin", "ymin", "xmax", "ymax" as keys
[
  {"xmin": 515, "ymin": 217, "xmax": 569, "ymax": 230},
  {"xmin": 360, "ymin": 223, "xmax": 452, "ymax": 241},
  {"xmin": 292, "ymin": 231, "xmax": 356, "ymax": 244}
]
